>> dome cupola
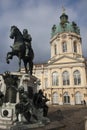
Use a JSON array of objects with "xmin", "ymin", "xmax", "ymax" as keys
[{"xmin": 51, "ymin": 11, "xmax": 80, "ymax": 38}]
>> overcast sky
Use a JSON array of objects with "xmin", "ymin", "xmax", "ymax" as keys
[{"xmin": 0, "ymin": 0, "xmax": 87, "ymax": 73}]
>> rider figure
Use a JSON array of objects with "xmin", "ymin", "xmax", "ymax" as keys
[{"xmin": 23, "ymin": 29, "xmax": 32, "ymax": 57}]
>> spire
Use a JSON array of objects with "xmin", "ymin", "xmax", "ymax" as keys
[{"xmin": 62, "ymin": 6, "xmax": 66, "ymax": 14}]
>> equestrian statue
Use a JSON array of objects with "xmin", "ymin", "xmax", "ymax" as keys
[{"xmin": 6, "ymin": 26, "xmax": 34, "ymax": 75}]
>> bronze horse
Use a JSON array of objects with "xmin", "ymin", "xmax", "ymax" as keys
[{"xmin": 6, "ymin": 26, "xmax": 34, "ymax": 75}]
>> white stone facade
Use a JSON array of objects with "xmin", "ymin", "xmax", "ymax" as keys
[{"xmin": 33, "ymin": 13, "xmax": 87, "ymax": 105}]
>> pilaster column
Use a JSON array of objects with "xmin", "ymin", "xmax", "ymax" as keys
[
  {"xmin": 41, "ymin": 68, "xmax": 44, "ymax": 90},
  {"xmin": 59, "ymin": 68, "xmax": 63, "ymax": 105},
  {"xmin": 70, "ymin": 67, "xmax": 73, "ymax": 87}
]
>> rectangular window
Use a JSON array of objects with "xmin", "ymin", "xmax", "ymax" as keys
[
  {"xmin": 73, "ymin": 43, "xmax": 77, "ymax": 53},
  {"xmin": 62, "ymin": 42, "xmax": 67, "ymax": 52}
]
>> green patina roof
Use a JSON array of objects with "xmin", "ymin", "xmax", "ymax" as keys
[{"xmin": 51, "ymin": 13, "xmax": 80, "ymax": 37}]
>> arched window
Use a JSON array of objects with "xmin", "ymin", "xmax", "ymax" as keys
[
  {"xmin": 62, "ymin": 42, "xmax": 67, "ymax": 52},
  {"xmin": 73, "ymin": 41, "xmax": 77, "ymax": 53},
  {"xmin": 52, "ymin": 72, "xmax": 58, "ymax": 86},
  {"xmin": 54, "ymin": 44, "xmax": 57, "ymax": 55},
  {"xmin": 73, "ymin": 70, "xmax": 81, "ymax": 85},
  {"xmin": 62, "ymin": 71, "xmax": 70, "ymax": 85},
  {"xmin": 75, "ymin": 92, "xmax": 82, "ymax": 104}
]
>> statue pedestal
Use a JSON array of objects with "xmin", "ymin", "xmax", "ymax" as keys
[{"xmin": 0, "ymin": 73, "xmax": 50, "ymax": 129}]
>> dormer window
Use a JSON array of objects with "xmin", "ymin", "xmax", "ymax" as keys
[{"xmin": 62, "ymin": 42, "xmax": 67, "ymax": 52}]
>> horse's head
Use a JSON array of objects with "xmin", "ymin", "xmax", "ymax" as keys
[{"xmin": 10, "ymin": 25, "xmax": 18, "ymax": 39}]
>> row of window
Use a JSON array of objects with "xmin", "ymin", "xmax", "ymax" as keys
[
  {"xmin": 45, "ymin": 70, "xmax": 81, "ymax": 88},
  {"xmin": 54, "ymin": 42, "xmax": 78, "ymax": 55},
  {"xmin": 52, "ymin": 92, "xmax": 82, "ymax": 104},
  {"xmin": 52, "ymin": 70, "xmax": 81, "ymax": 86}
]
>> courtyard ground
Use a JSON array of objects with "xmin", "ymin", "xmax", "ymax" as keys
[
  {"xmin": 33, "ymin": 105, "xmax": 87, "ymax": 130},
  {"xmin": 5, "ymin": 105, "xmax": 87, "ymax": 130}
]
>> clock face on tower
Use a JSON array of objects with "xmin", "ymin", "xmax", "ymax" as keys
[{"xmin": 62, "ymin": 34, "xmax": 67, "ymax": 39}]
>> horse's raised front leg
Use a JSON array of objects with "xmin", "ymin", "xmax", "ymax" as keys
[{"xmin": 6, "ymin": 52, "xmax": 13, "ymax": 64}]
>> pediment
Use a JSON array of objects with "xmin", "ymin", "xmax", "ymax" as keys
[{"xmin": 48, "ymin": 56, "xmax": 84, "ymax": 65}]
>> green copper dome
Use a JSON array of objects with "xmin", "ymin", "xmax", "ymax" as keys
[{"xmin": 51, "ymin": 13, "xmax": 80, "ymax": 37}]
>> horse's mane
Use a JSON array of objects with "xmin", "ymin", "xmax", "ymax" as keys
[{"xmin": 11, "ymin": 25, "xmax": 23, "ymax": 36}]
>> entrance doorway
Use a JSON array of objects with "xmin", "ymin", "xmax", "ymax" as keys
[{"xmin": 63, "ymin": 92, "xmax": 70, "ymax": 104}]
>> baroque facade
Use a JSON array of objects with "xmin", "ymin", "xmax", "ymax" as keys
[{"xmin": 33, "ymin": 12, "xmax": 87, "ymax": 105}]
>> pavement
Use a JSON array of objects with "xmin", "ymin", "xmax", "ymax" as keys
[{"xmin": 33, "ymin": 105, "xmax": 87, "ymax": 130}]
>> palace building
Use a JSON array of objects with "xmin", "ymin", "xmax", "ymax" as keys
[{"xmin": 33, "ymin": 11, "xmax": 87, "ymax": 105}]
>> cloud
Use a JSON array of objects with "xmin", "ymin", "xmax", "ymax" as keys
[{"xmin": 0, "ymin": 0, "xmax": 87, "ymax": 73}]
